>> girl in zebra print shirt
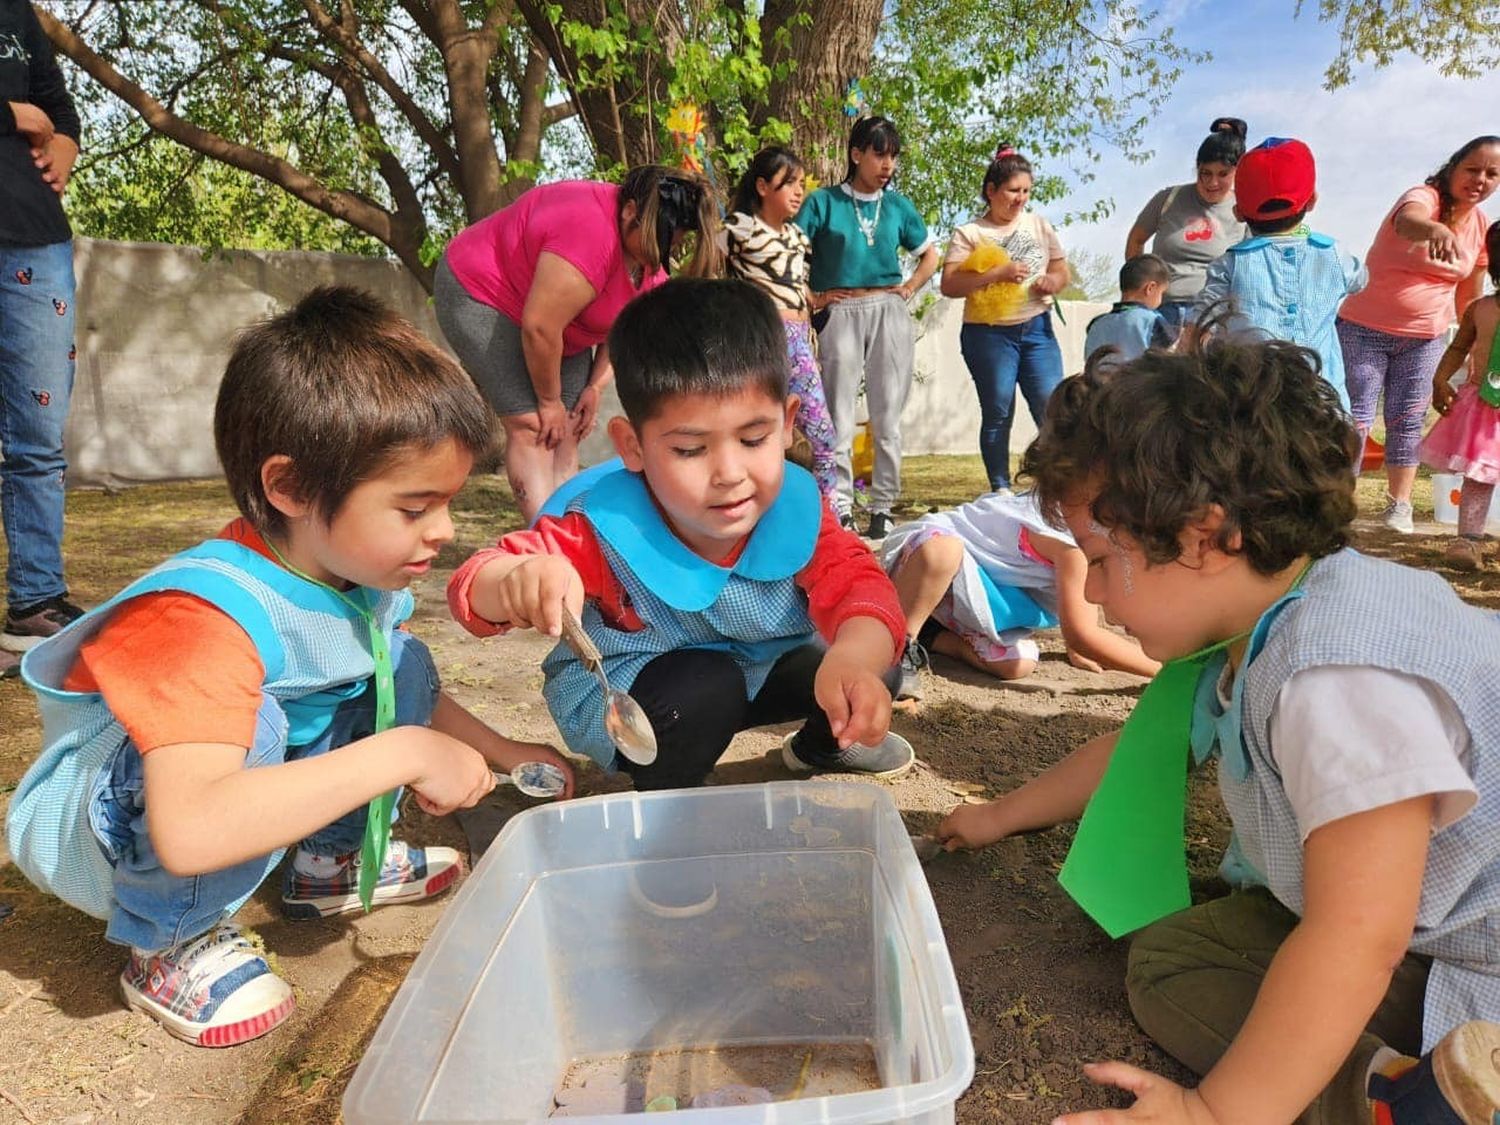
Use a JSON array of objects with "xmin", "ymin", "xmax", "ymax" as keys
[{"xmin": 725, "ymin": 148, "xmax": 839, "ymax": 502}]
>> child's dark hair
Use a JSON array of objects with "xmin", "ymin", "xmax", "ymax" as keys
[
  {"xmin": 982, "ymin": 140, "xmax": 1033, "ymax": 202},
  {"xmin": 733, "ymin": 146, "xmax": 805, "ymax": 216},
  {"xmin": 1244, "ymin": 208, "xmax": 1309, "ymax": 237},
  {"xmin": 1119, "ymin": 253, "xmax": 1170, "ymax": 293},
  {"xmin": 215, "ymin": 286, "xmax": 493, "ymax": 536},
  {"xmin": 1428, "ymin": 136, "xmax": 1500, "ymax": 225},
  {"xmin": 844, "ymin": 116, "xmax": 902, "ymax": 184},
  {"xmin": 609, "ymin": 278, "xmax": 788, "ymax": 425},
  {"xmin": 618, "ymin": 164, "xmax": 720, "ymax": 277},
  {"xmin": 1196, "ymin": 117, "xmax": 1247, "ymax": 168},
  {"xmin": 1021, "ymin": 315, "xmax": 1359, "ymax": 576},
  {"xmin": 1488, "ymin": 221, "xmax": 1500, "ymax": 286}
]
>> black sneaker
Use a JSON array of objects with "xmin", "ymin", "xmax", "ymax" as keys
[
  {"xmin": 2, "ymin": 595, "xmax": 85, "ymax": 653},
  {"xmin": 781, "ymin": 730, "xmax": 915, "ymax": 779},
  {"xmin": 867, "ymin": 511, "xmax": 895, "ymax": 540},
  {"xmin": 838, "ymin": 511, "xmax": 857, "ymax": 531},
  {"xmin": 897, "ymin": 637, "xmax": 929, "ymax": 701}
]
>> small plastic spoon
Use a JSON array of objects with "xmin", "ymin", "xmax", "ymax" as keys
[
  {"xmin": 559, "ymin": 605, "xmax": 659, "ymax": 765},
  {"xmin": 492, "ymin": 761, "xmax": 568, "ymax": 798}
]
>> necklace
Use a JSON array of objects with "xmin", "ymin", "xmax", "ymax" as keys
[{"xmin": 853, "ymin": 191, "xmax": 883, "ymax": 247}]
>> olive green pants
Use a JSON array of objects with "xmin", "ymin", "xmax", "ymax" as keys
[{"xmin": 1126, "ymin": 888, "xmax": 1429, "ymax": 1124}]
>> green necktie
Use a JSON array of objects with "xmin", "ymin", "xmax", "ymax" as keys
[
  {"xmin": 1057, "ymin": 655, "xmax": 1204, "ymax": 938},
  {"xmin": 261, "ymin": 541, "xmax": 396, "ymax": 914}
]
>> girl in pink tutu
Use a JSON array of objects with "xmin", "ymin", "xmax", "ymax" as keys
[{"xmin": 1421, "ymin": 220, "xmax": 1500, "ymax": 570}]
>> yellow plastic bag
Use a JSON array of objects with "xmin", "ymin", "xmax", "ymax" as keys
[
  {"xmin": 959, "ymin": 242, "xmax": 1030, "ymax": 324},
  {"xmin": 852, "ymin": 420, "xmax": 874, "ymax": 483}
]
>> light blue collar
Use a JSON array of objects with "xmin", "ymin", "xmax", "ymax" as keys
[
  {"xmin": 1230, "ymin": 231, "xmax": 1335, "ymax": 253},
  {"xmin": 580, "ymin": 464, "xmax": 822, "ymax": 611},
  {"xmin": 1189, "ymin": 585, "xmax": 1307, "ymax": 779}
]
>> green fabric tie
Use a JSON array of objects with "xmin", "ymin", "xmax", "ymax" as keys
[
  {"xmin": 1481, "ymin": 310, "xmax": 1500, "ymax": 408},
  {"xmin": 261, "ymin": 541, "xmax": 396, "ymax": 914},
  {"xmin": 1057, "ymin": 655, "xmax": 1204, "ymax": 938},
  {"xmin": 1059, "ymin": 565, "xmax": 1311, "ymax": 939}
]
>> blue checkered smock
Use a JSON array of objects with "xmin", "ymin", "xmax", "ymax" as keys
[
  {"xmin": 1195, "ymin": 232, "xmax": 1365, "ymax": 410},
  {"xmin": 6, "ymin": 540, "xmax": 412, "ymax": 920},
  {"xmin": 1211, "ymin": 549, "xmax": 1500, "ymax": 1050},
  {"xmin": 541, "ymin": 465, "xmax": 823, "ymax": 768}
]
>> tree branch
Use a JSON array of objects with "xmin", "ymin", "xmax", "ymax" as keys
[{"xmin": 297, "ymin": 0, "xmax": 462, "ymax": 184}]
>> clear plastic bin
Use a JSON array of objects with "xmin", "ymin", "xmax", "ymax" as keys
[{"xmin": 344, "ymin": 781, "xmax": 973, "ymax": 1123}]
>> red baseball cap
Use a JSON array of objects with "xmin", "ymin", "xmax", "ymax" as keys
[{"xmin": 1234, "ymin": 138, "xmax": 1316, "ymax": 221}]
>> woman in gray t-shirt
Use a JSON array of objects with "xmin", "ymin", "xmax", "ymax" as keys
[{"xmin": 1125, "ymin": 118, "xmax": 1248, "ymax": 340}]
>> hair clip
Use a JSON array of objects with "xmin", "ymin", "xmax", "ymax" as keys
[{"xmin": 994, "ymin": 146, "xmax": 1017, "ymax": 160}]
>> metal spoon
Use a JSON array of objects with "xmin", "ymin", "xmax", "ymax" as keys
[
  {"xmin": 492, "ymin": 761, "xmax": 568, "ymax": 798},
  {"xmin": 559, "ymin": 605, "xmax": 659, "ymax": 766}
]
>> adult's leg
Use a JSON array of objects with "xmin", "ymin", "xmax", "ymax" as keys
[
  {"xmin": 1015, "ymin": 312, "xmax": 1066, "ymax": 428},
  {"xmin": 865, "ymin": 294, "xmax": 917, "ymax": 514},
  {"xmin": 619, "ymin": 648, "xmax": 750, "ymax": 790},
  {"xmin": 959, "ymin": 322, "xmax": 1022, "ymax": 491},
  {"xmin": 435, "ymin": 258, "xmax": 559, "ymax": 523},
  {"xmin": 1126, "ymin": 888, "xmax": 1428, "ymax": 1124},
  {"xmin": 1381, "ymin": 333, "xmax": 1448, "ymax": 504},
  {"xmin": 0, "ymin": 241, "xmax": 76, "ymax": 611},
  {"xmin": 1337, "ymin": 318, "xmax": 1388, "ymax": 451},
  {"xmin": 890, "ymin": 531, "xmax": 964, "ymax": 639},
  {"xmin": 816, "ymin": 302, "xmax": 868, "ymax": 518}
]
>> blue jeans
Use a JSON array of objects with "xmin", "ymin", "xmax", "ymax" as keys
[
  {"xmin": 0, "ymin": 241, "xmax": 76, "ymax": 610},
  {"xmin": 959, "ymin": 314, "xmax": 1064, "ymax": 491},
  {"xmin": 94, "ymin": 631, "xmax": 440, "ymax": 951}
]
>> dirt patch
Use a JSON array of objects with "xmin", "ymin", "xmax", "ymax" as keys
[{"xmin": 0, "ymin": 463, "xmax": 1495, "ymax": 1123}]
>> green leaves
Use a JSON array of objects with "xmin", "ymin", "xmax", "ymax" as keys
[{"xmin": 1302, "ymin": 0, "xmax": 1500, "ymax": 88}]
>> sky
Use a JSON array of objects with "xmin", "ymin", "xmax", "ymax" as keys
[{"xmin": 1051, "ymin": 1, "xmax": 1500, "ymax": 296}]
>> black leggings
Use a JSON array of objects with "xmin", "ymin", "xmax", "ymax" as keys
[{"xmin": 619, "ymin": 644, "xmax": 899, "ymax": 791}]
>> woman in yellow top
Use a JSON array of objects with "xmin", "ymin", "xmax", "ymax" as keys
[{"xmin": 940, "ymin": 144, "xmax": 1068, "ymax": 493}]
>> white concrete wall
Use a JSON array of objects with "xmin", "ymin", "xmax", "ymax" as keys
[{"xmin": 57, "ymin": 238, "xmax": 1108, "ymax": 487}]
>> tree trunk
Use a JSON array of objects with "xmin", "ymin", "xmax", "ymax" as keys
[{"xmin": 760, "ymin": 0, "xmax": 880, "ymax": 186}]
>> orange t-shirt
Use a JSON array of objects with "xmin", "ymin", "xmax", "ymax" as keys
[{"xmin": 63, "ymin": 520, "xmax": 272, "ymax": 753}]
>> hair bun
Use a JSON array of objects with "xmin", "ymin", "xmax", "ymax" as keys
[
  {"xmin": 1208, "ymin": 116, "xmax": 1247, "ymax": 140},
  {"xmin": 993, "ymin": 141, "xmax": 1019, "ymax": 160}
]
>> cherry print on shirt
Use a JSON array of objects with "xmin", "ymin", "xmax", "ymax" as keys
[
  {"xmin": 52, "ymin": 298, "xmax": 66, "ymax": 315},
  {"xmin": 30, "ymin": 390, "xmax": 50, "ymax": 406},
  {"xmin": 68, "ymin": 345, "xmax": 75, "ymax": 361},
  {"xmin": 14, "ymin": 267, "xmax": 32, "ymax": 285},
  {"xmin": 1183, "ymin": 218, "xmax": 1216, "ymax": 243}
]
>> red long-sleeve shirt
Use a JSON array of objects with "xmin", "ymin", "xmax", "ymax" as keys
[{"xmin": 448, "ymin": 504, "xmax": 904, "ymax": 661}]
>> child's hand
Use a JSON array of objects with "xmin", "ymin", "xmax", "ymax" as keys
[
  {"xmin": 492, "ymin": 739, "xmax": 578, "ymax": 799},
  {"xmin": 411, "ymin": 734, "xmax": 497, "ymax": 816},
  {"xmin": 1067, "ymin": 649, "xmax": 1105, "ymax": 674},
  {"xmin": 814, "ymin": 645, "xmax": 893, "ymax": 749},
  {"xmin": 493, "ymin": 555, "xmax": 584, "ymax": 637},
  {"xmin": 1432, "ymin": 375, "xmax": 1459, "ymax": 415},
  {"xmin": 1053, "ymin": 1062, "xmax": 1219, "ymax": 1124},
  {"xmin": 935, "ymin": 801, "xmax": 1011, "ymax": 851}
]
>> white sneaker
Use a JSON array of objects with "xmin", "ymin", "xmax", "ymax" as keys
[
  {"xmin": 1381, "ymin": 495, "xmax": 1415, "ymax": 534},
  {"xmin": 121, "ymin": 923, "xmax": 294, "ymax": 1047}
]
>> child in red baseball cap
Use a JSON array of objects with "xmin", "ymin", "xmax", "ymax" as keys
[{"xmin": 1189, "ymin": 137, "xmax": 1366, "ymax": 410}]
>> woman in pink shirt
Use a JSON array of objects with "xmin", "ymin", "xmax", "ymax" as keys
[
  {"xmin": 435, "ymin": 166, "xmax": 717, "ymax": 521},
  {"xmin": 1337, "ymin": 136, "xmax": 1500, "ymax": 532}
]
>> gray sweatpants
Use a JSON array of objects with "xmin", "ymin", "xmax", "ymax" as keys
[{"xmin": 818, "ymin": 291, "xmax": 915, "ymax": 514}]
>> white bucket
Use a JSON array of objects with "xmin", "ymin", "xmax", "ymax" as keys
[{"xmin": 1431, "ymin": 472, "xmax": 1500, "ymax": 529}]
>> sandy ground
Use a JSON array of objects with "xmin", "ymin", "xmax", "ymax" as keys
[{"xmin": 0, "ymin": 473, "xmax": 1495, "ymax": 1124}]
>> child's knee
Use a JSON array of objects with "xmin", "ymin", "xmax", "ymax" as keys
[{"xmin": 915, "ymin": 532, "xmax": 966, "ymax": 575}]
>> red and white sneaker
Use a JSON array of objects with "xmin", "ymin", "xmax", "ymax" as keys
[
  {"xmin": 280, "ymin": 840, "xmax": 463, "ymax": 919},
  {"xmin": 121, "ymin": 923, "xmax": 294, "ymax": 1047}
]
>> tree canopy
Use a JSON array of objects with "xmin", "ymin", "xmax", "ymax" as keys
[{"xmin": 45, "ymin": 0, "xmax": 1200, "ymax": 285}]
